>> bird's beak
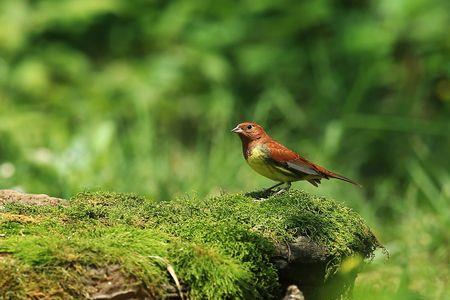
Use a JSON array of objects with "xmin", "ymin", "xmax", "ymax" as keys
[{"xmin": 231, "ymin": 125, "xmax": 243, "ymax": 133}]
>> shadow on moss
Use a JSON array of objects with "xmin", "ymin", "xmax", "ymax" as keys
[{"xmin": 244, "ymin": 188, "xmax": 278, "ymax": 199}]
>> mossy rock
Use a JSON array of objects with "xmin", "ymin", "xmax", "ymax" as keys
[{"xmin": 0, "ymin": 190, "xmax": 383, "ymax": 299}]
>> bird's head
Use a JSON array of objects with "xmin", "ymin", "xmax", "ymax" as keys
[{"xmin": 231, "ymin": 122, "xmax": 267, "ymax": 141}]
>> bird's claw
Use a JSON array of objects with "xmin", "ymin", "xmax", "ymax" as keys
[
  {"xmin": 272, "ymin": 182, "xmax": 291, "ymax": 196},
  {"xmin": 273, "ymin": 188, "xmax": 288, "ymax": 196},
  {"xmin": 246, "ymin": 182, "xmax": 291, "ymax": 200}
]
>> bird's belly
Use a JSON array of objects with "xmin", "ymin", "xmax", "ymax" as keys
[{"xmin": 246, "ymin": 149, "xmax": 296, "ymax": 182}]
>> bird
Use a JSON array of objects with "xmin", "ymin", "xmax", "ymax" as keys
[{"xmin": 231, "ymin": 121, "xmax": 360, "ymax": 194}]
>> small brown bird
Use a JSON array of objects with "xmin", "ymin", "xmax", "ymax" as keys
[{"xmin": 232, "ymin": 122, "xmax": 360, "ymax": 193}]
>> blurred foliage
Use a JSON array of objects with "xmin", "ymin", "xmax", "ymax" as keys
[{"xmin": 0, "ymin": 0, "xmax": 449, "ymax": 299}]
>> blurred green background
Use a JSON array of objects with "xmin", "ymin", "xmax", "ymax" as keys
[{"xmin": 0, "ymin": 0, "xmax": 448, "ymax": 299}]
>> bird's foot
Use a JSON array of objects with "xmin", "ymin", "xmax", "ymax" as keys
[
  {"xmin": 246, "ymin": 188, "xmax": 277, "ymax": 200},
  {"xmin": 263, "ymin": 182, "xmax": 284, "ymax": 193},
  {"xmin": 272, "ymin": 182, "xmax": 291, "ymax": 196},
  {"xmin": 265, "ymin": 182, "xmax": 291, "ymax": 197},
  {"xmin": 273, "ymin": 188, "xmax": 287, "ymax": 196},
  {"xmin": 245, "ymin": 182, "xmax": 291, "ymax": 200},
  {"xmin": 253, "ymin": 197, "xmax": 268, "ymax": 202}
]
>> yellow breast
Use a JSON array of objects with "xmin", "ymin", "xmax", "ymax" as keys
[{"xmin": 246, "ymin": 146, "xmax": 296, "ymax": 182}]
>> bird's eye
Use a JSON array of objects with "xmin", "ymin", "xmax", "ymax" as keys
[{"xmin": 247, "ymin": 125, "xmax": 253, "ymax": 130}]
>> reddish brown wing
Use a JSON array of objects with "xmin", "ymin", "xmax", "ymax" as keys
[
  {"xmin": 266, "ymin": 141, "xmax": 322, "ymax": 177},
  {"xmin": 266, "ymin": 140, "xmax": 361, "ymax": 186},
  {"xmin": 265, "ymin": 141, "xmax": 299, "ymax": 161}
]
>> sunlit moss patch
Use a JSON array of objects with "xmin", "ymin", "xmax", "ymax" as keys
[{"xmin": 0, "ymin": 190, "xmax": 382, "ymax": 299}]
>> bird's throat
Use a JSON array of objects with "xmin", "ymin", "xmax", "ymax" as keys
[{"xmin": 240, "ymin": 136, "xmax": 267, "ymax": 159}]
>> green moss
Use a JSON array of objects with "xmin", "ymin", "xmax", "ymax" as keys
[{"xmin": 0, "ymin": 190, "xmax": 382, "ymax": 299}]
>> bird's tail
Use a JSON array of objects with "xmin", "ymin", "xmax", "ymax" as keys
[{"xmin": 328, "ymin": 172, "xmax": 362, "ymax": 187}]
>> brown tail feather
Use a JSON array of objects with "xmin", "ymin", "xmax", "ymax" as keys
[
  {"xmin": 308, "ymin": 161, "xmax": 361, "ymax": 187},
  {"xmin": 328, "ymin": 172, "xmax": 362, "ymax": 187}
]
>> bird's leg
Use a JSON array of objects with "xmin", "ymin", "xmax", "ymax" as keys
[
  {"xmin": 274, "ymin": 182, "xmax": 292, "ymax": 196},
  {"xmin": 264, "ymin": 182, "xmax": 284, "ymax": 193},
  {"xmin": 286, "ymin": 182, "xmax": 292, "ymax": 190}
]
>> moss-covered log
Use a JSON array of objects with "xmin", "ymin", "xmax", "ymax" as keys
[{"xmin": 0, "ymin": 190, "xmax": 383, "ymax": 299}]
